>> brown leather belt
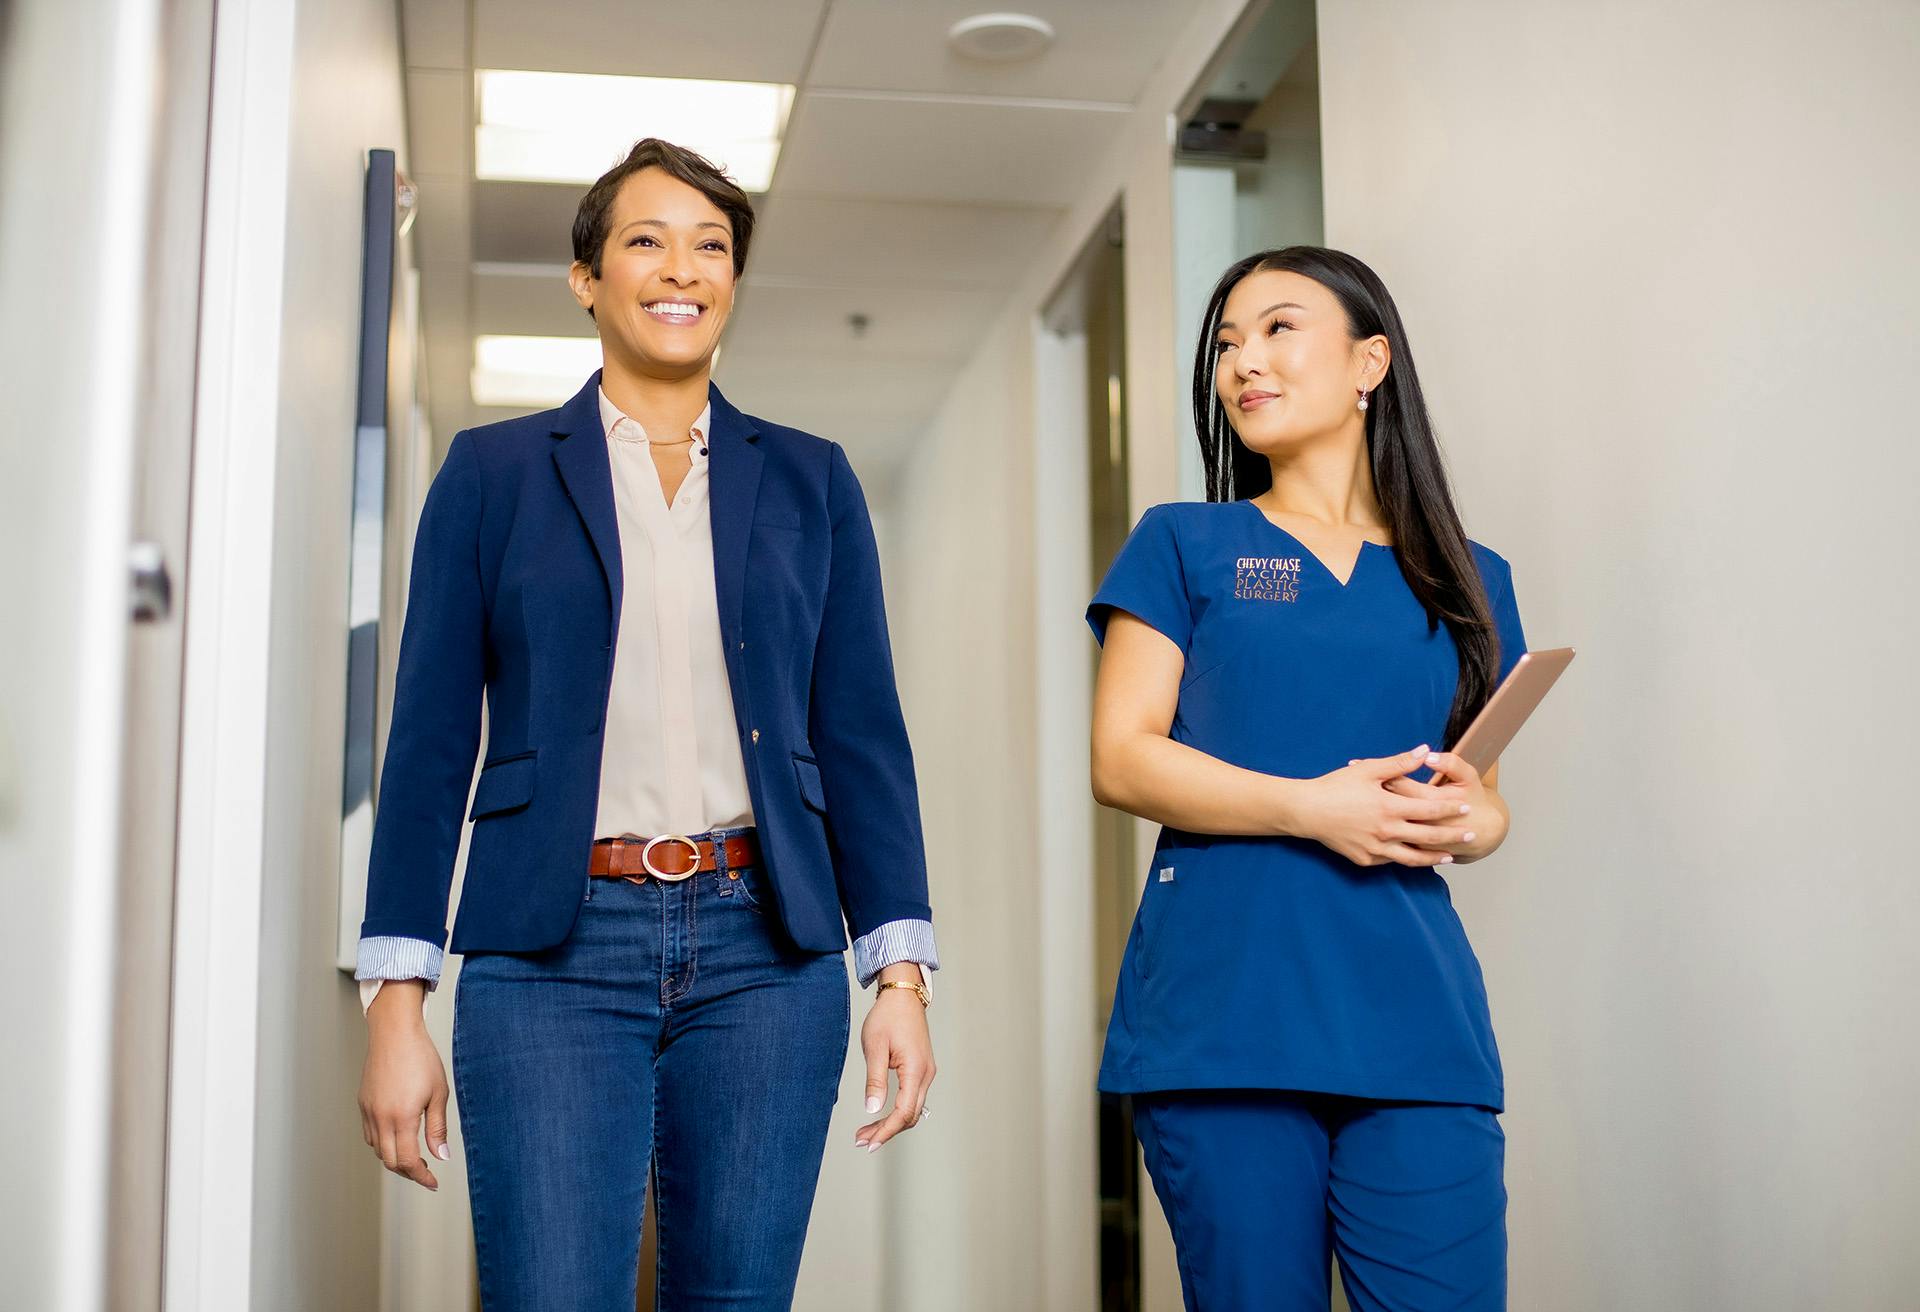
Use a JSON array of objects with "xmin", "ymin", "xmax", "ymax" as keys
[{"xmin": 588, "ymin": 832, "xmax": 760, "ymax": 883}]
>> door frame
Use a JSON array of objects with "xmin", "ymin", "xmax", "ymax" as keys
[{"xmin": 163, "ymin": 0, "xmax": 301, "ymax": 1304}]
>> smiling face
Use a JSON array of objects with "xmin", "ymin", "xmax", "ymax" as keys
[
  {"xmin": 1213, "ymin": 267, "xmax": 1388, "ymax": 458},
  {"xmin": 568, "ymin": 166, "xmax": 736, "ymax": 379}
]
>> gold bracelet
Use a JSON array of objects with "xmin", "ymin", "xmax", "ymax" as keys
[{"xmin": 876, "ymin": 979, "xmax": 930, "ymax": 1008}]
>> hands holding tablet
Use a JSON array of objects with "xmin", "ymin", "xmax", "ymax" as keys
[
  {"xmin": 1385, "ymin": 748, "xmax": 1509, "ymax": 865},
  {"xmin": 1298, "ymin": 746, "xmax": 1506, "ymax": 869},
  {"xmin": 1301, "ymin": 646, "xmax": 1574, "ymax": 870}
]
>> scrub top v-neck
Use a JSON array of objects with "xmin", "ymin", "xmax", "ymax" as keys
[{"xmin": 1088, "ymin": 500, "xmax": 1528, "ymax": 1110}]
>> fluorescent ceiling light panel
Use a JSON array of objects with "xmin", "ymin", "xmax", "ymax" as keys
[
  {"xmin": 476, "ymin": 70, "xmax": 794, "ymax": 190},
  {"xmin": 471, "ymin": 334, "xmax": 603, "ymax": 408}
]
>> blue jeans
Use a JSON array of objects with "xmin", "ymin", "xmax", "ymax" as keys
[
  {"xmin": 452, "ymin": 843, "xmax": 850, "ymax": 1311},
  {"xmin": 1134, "ymin": 1091, "xmax": 1507, "ymax": 1311}
]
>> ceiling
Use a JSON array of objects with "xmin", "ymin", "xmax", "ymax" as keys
[{"xmin": 398, "ymin": 0, "xmax": 1205, "ymax": 486}]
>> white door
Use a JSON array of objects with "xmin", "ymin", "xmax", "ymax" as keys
[{"xmin": 0, "ymin": 0, "xmax": 215, "ymax": 1307}]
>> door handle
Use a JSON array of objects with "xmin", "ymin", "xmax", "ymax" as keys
[{"xmin": 129, "ymin": 540, "xmax": 172, "ymax": 622}]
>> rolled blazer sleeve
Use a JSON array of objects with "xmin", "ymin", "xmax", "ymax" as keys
[
  {"xmin": 807, "ymin": 443, "xmax": 933, "ymax": 941},
  {"xmin": 358, "ymin": 430, "xmax": 487, "ymax": 949}
]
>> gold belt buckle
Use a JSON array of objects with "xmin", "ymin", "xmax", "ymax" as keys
[{"xmin": 641, "ymin": 834, "xmax": 701, "ymax": 882}]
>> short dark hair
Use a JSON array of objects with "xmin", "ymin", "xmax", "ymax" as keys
[{"xmin": 571, "ymin": 138, "xmax": 756, "ymax": 281}]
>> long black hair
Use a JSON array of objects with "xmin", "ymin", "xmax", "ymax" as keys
[{"xmin": 1192, "ymin": 246, "xmax": 1498, "ymax": 749}]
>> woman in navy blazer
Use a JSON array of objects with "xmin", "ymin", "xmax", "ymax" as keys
[{"xmin": 356, "ymin": 139, "xmax": 937, "ymax": 1310}]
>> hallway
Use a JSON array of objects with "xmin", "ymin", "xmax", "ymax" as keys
[{"xmin": 4, "ymin": 1, "xmax": 1919, "ymax": 1309}]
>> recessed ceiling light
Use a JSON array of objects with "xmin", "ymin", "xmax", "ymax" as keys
[
  {"xmin": 946, "ymin": 12, "xmax": 1056, "ymax": 62},
  {"xmin": 475, "ymin": 70, "xmax": 794, "ymax": 191},
  {"xmin": 471, "ymin": 334, "xmax": 602, "ymax": 408}
]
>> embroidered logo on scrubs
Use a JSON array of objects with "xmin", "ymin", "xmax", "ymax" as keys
[{"xmin": 1234, "ymin": 556, "xmax": 1303, "ymax": 603}]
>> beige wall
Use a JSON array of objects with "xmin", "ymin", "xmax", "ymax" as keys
[
  {"xmin": 885, "ymin": 320, "xmax": 1049, "ymax": 1308},
  {"xmin": 875, "ymin": 3, "xmax": 1258, "ymax": 1308},
  {"xmin": 1317, "ymin": 1, "xmax": 1920, "ymax": 1305},
  {"xmin": 248, "ymin": 0, "xmax": 410, "ymax": 1305}
]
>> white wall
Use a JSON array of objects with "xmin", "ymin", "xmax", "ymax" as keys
[
  {"xmin": 1316, "ymin": 2, "xmax": 1920, "ymax": 1305},
  {"xmin": 251, "ymin": 0, "xmax": 413, "ymax": 1305}
]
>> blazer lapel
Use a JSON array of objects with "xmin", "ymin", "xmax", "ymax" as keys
[
  {"xmin": 705, "ymin": 382, "xmax": 763, "ymax": 647},
  {"xmin": 550, "ymin": 371, "xmax": 623, "ymax": 619}
]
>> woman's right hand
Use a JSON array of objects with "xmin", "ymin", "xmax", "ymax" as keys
[
  {"xmin": 1294, "ymin": 745, "xmax": 1476, "ymax": 868},
  {"xmin": 358, "ymin": 980, "xmax": 451, "ymax": 1191}
]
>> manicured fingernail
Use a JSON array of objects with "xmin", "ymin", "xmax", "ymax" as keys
[
  {"xmin": 1439, "ymin": 855, "xmax": 1454, "ymax": 864},
  {"xmin": 1459, "ymin": 804, "xmax": 1471, "ymax": 814},
  {"xmin": 866, "ymin": 1141, "xmax": 881, "ymax": 1154},
  {"xmin": 1462, "ymin": 832, "xmax": 1476, "ymax": 843},
  {"xmin": 435, "ymin": 1144, "xmax": 451, "ymax": 1161},
  {"xmin": 854, "ymin": 1138, "xmax": 869, "ymax": 1150},
  {"xmin": 1426, "ymin": 753, "xmax": 1440, "ymax": 765},
  {"xmin": 1412, "ymin": 744, "xmax": 1429, "ymax": 756},
  {"xmin": 865, "ymin": 1095, "xmax": 882, "ymax": 1113}
]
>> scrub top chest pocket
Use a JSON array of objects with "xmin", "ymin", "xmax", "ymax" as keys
[{"xmin": 1088, "ymin": 502, "xmax": 1527, "ymax": 1110}]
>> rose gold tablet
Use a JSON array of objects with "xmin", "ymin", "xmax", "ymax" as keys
[{"xmin": 1449, "ymin": 647, "xmax": 1576, "ymax": 776}]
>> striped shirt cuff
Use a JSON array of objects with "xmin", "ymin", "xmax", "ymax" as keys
[
  {"xmin": 850, "ymin": 918, "xmax": 939, "ymax": 989},
  {"xmin": 355, "ymin": 936, "xmax": 444, "ymax": 988}
]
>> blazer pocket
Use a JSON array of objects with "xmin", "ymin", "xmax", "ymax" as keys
[
  {"xmin": 792, "ymin": 754, "xmax": 827, "ymax": 814},
  {"xmin": 469, "ymin": 750, "xmax": 537, "ymax": 820}
]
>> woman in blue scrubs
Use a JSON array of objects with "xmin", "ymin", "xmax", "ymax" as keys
[{"xmin": 1089, "ymin": 246, "xmax": 1528, "ymax": 1311}]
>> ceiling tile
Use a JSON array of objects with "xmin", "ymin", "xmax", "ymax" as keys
[
  {"xmin": 724, "ymin": 280, "xmax": 1003, "ymax": 362},
  {"xmin": 749, "ymin": 194, "xmax": 1061, "ymax": 290},
  {"xmin": 809, "ymin": 0, "xmax": 1195, "ymax": 104},
  {"xmin": 776, "ymin": 92, "xmax": 1125, "ymax": 206},
  {"xmin": 472, "ymin": 179, "xmax": 584, "ymax": 264},
  {"xmin": 472, "ymin": 0, "xmax": 826, "ymax": 83},
  {"xmin": 405, "ymin": 69, "xmax": 471, "ymax": 175},
  {"xmin": 472, "ymin": 268, "xmax": 592, "ymax": 338},
  {"xmin": 401, "ymin": 0, "xmax": 468, "ymax": 71}
]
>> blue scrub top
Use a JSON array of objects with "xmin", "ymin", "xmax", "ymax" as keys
[{"xmin": 1089, "ymin": 501, "xmax": 1528, "ymax": 1110}]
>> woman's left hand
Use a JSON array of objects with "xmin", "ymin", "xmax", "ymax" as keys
[
  {"xmin": 854, "ymin": 967, "xmax": 935, "ymax": 1153},
  {"xmin": 1384, "ymin": 750, "xmax": 1509, "ymax": 863}
]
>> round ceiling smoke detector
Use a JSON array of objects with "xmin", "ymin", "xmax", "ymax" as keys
[{"xmin": 947, "ymin": 13, "xmax": 1056, "ymax": 63}]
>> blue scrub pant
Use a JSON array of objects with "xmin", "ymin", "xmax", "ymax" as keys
[{"xmin": 1134, "ymin": 1091, "xmax": 1506, "ymax": 1311}]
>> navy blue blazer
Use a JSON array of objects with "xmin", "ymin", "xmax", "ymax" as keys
[{"xmin": 360, "ymin": 373, "xmax": 931, "ymax": 957}]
